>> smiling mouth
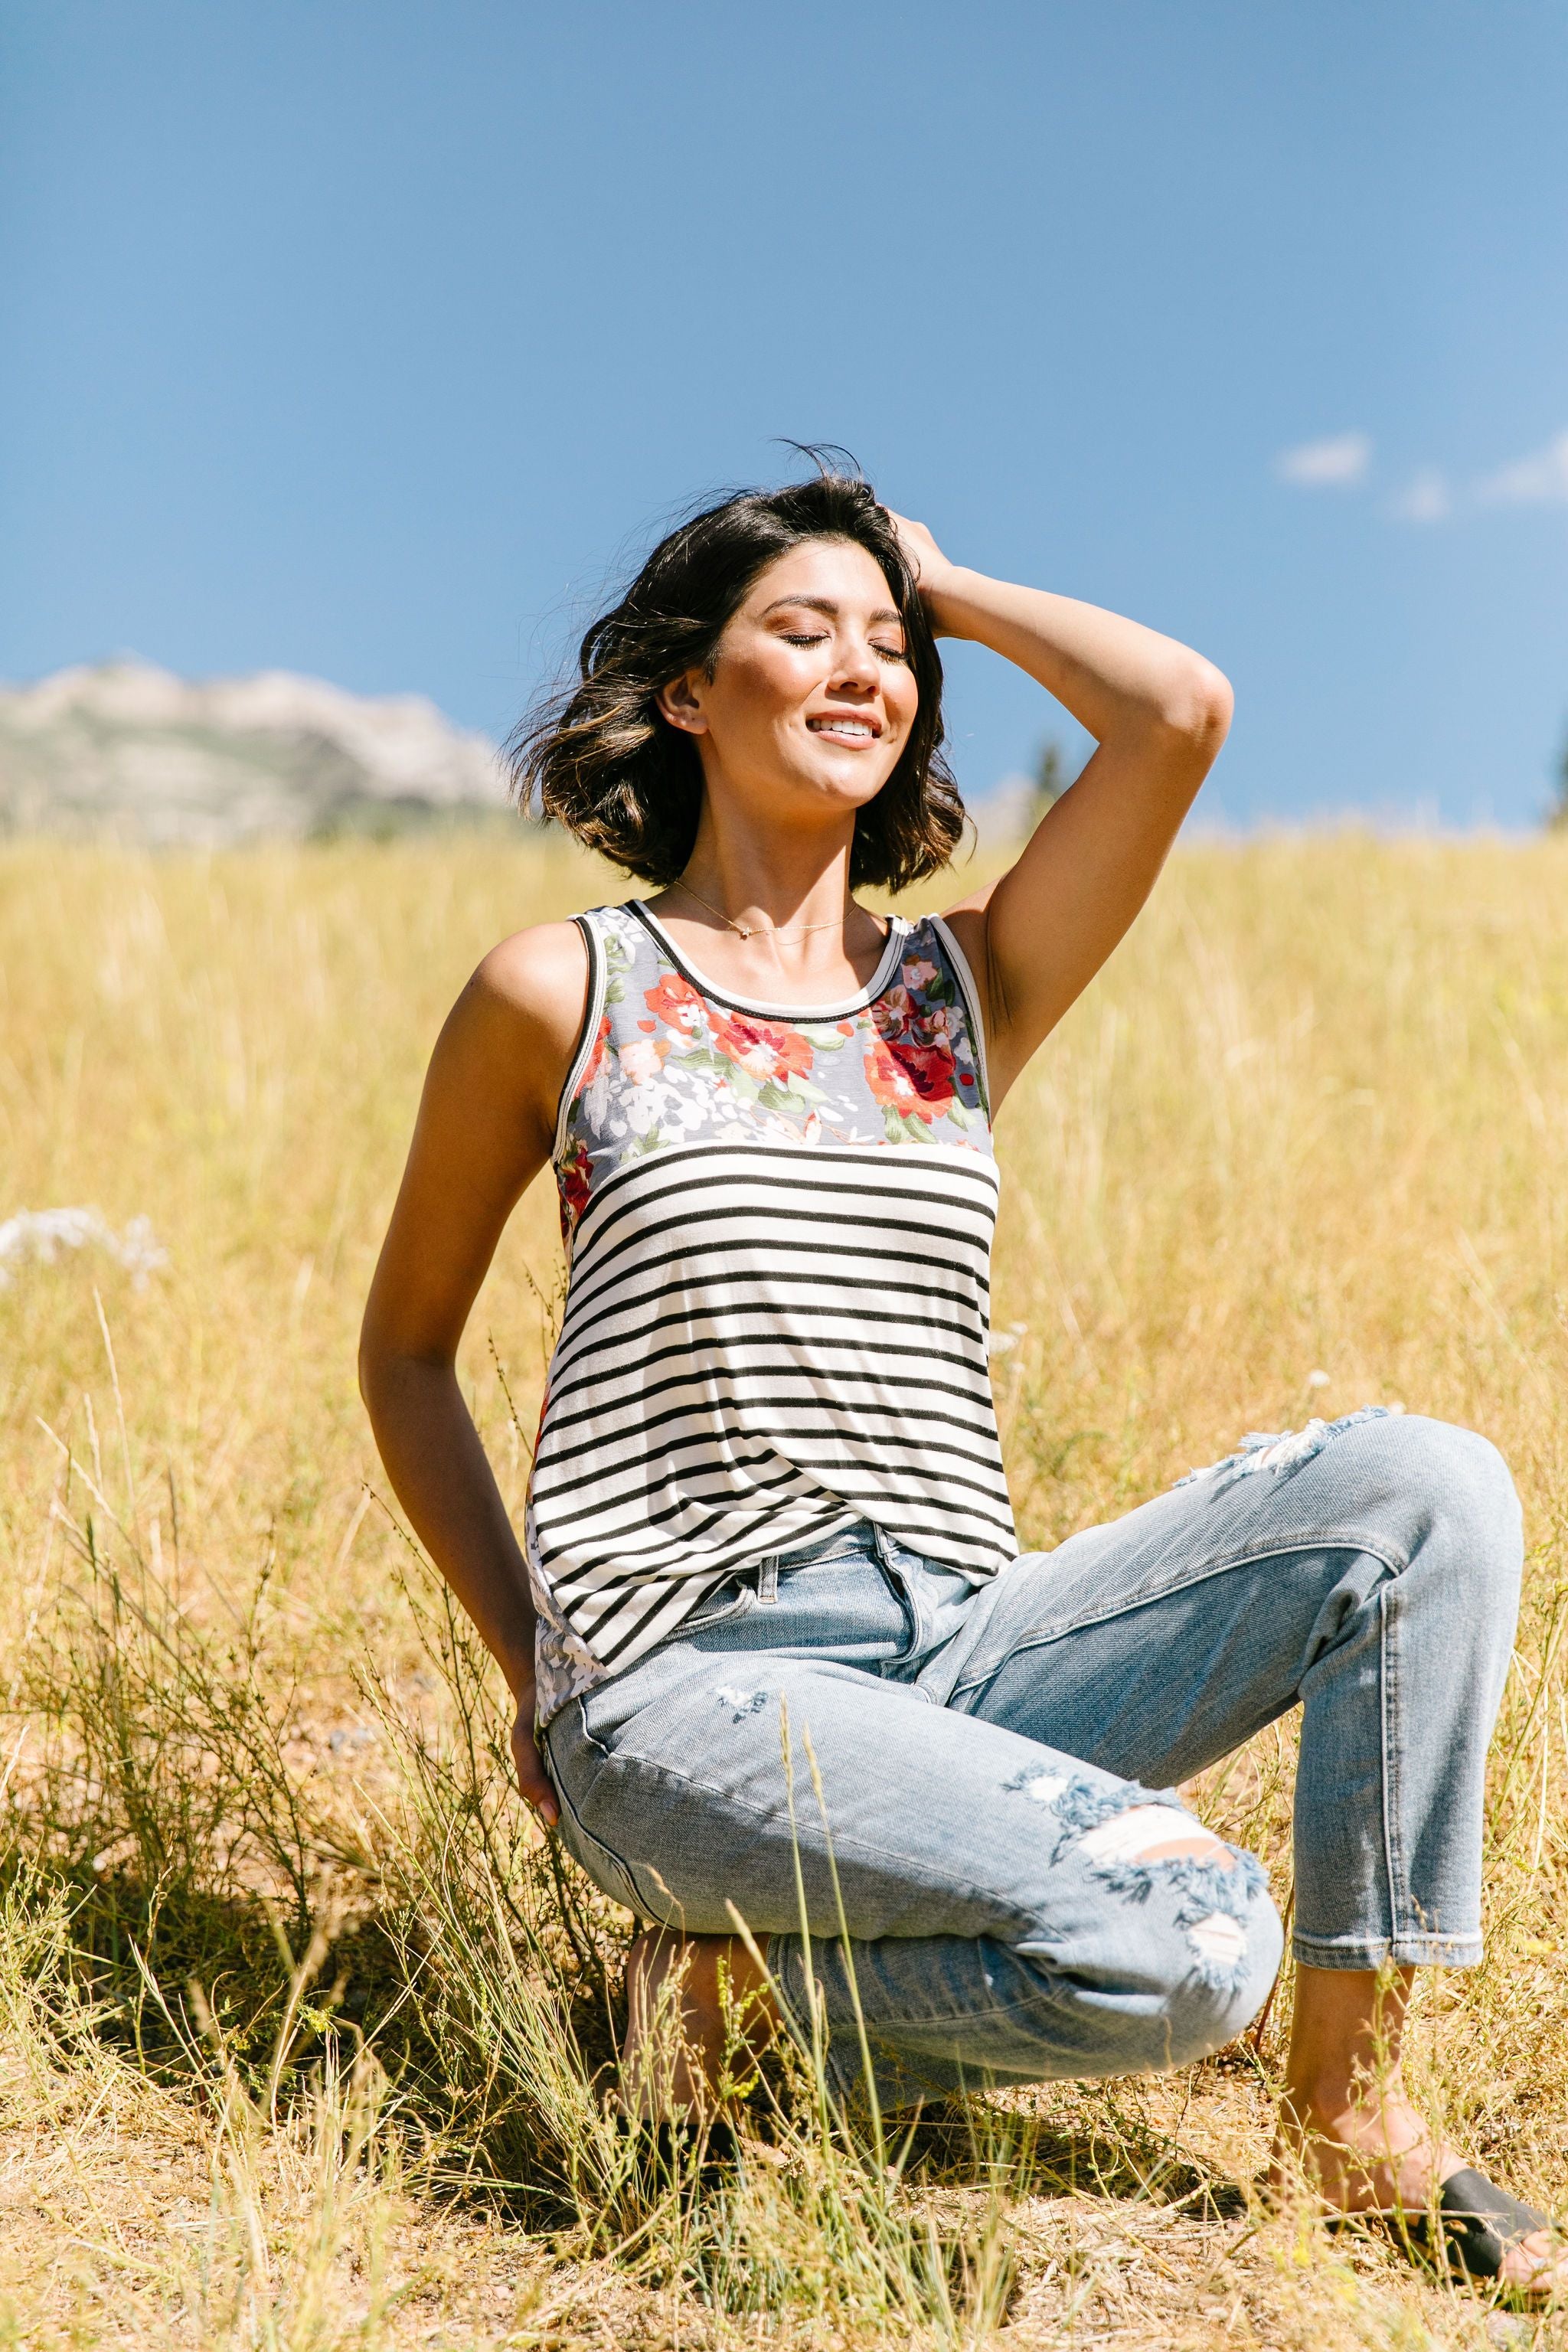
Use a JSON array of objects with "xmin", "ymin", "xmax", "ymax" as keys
[{"xmin": 807, "ymin": 715, "xmax": 881, "ymax": 743}]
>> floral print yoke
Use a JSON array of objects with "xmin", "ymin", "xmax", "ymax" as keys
[{"xmin": 555, "ymin": 900, "xmax": 992, "ymax": 1243}]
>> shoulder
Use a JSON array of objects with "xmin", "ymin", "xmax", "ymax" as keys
[
  {"xmin": 429, "ymin": 919, "xmax": 593, "ymax": 1148},
  {"xmin": 472, "ymin": 916, "xmax": 592, "ymax": 1032}
]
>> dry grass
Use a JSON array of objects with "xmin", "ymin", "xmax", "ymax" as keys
[{"xmin": 1, "ymin": 829, "xmax": 1566, "ymax": 2347}]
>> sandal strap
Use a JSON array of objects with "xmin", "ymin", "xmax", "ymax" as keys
[{"xmin": 1404, "ymin": 2167, "xmax": 1554, "ymax": 2281}]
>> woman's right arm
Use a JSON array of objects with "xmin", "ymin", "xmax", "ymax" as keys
[{"xmin": 358, "ymin": 919, "xmax": 590, "ymax": 1825}]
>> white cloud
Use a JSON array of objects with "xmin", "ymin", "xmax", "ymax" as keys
[
  {"xmin": 1276, "ymin": 431, "xmax": 1372, "ymax": 488},
  {"xmin": 1389, "ymin": 468, "xmax": 1451, "ymax": 524},
  {"xmin": 1475, "ymin": 429, "xmax": 1568, "ymax": 506}
]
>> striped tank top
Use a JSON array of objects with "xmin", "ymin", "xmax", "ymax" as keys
[{"xmin": 525, "ymin": 899, "xmax": 1018, "ymax": 1722}]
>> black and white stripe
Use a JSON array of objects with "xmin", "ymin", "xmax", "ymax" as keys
[{"xmin": 527, "ymin": 1137, "xmax": 1016, "ymax": 1672}]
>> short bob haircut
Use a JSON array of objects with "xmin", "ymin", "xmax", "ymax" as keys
[{"xmin": 509, "ymin": 461, "xmax": 965, "ymax": 892}]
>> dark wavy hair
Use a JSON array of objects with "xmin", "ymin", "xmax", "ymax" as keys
[{"xmin": 508, "ymin": 461, "xmax": 965, "ymax": 891}]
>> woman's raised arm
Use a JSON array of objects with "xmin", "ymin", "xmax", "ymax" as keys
[
  {"xmin": 890, "ymin": 514, "xmax": 1232, "ymax": 1109},
  {"xmin": 358, "ymin": 919, "xmax": 589, "ymax": 1821}
]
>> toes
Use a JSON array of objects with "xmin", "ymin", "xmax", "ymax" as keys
[{"xmin": 1501, "ymin": 2228, "xmax": 1567, "ymax": 2296}]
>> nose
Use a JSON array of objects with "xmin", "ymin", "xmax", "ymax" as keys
[{"xmin": 828, "ymin": 632, "xmax": 880, "ymax": 695}]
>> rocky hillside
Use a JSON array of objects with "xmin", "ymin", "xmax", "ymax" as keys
[{"xmin": 0, "ymin": 661, "xmax": 513, "ymax": 846}]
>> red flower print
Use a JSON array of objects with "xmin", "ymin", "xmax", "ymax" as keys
[
  {"xmin": 863, "ymin": 1034, "xmax": 936, "ymax": 1122},
  {"xmin": 644, "ymin": 970, "xmax": 709, "ymax": 1039},
  {"xmin": 711, "ymin": 1011, "xmax": 814, "ymax": 1086},
  {"xmin": 557, "ymin": 1137, "xmax": 593, "ymax": 1241},
  {"xmin": 897, "ymin": 1040, "xmax": 958, "ymax": 1108}
]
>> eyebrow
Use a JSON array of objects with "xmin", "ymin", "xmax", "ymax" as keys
[{"xmin": 758, "ymin": 593, "xmax": 905, "ymax": 628}]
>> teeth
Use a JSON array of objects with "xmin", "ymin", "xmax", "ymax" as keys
[{"xmin": 813, "ymin": 719, "xmax": 873, "ymax": 737}]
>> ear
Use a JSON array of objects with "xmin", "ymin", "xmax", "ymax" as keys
[{"xmin": 656, "ymin": 667, "xmax": 709, "ymax": 736}]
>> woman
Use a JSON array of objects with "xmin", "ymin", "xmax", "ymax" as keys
[{"xmin": 360, "ymin": 466, "xmax": 1556, "ymax": 2293}]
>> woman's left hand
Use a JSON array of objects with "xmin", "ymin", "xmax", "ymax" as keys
[{"xmin": 884, "ymin": 510, "xmax": 962, "ymax": 633}]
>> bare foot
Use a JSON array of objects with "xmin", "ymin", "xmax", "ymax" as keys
[
  {"xmin": 620, "ymin": 1928, "xmax": 777, "ymax": 2123},
  {"xmin": 1272, "ymin": 2084, "xmax": 1566, "ymax": 2299}
]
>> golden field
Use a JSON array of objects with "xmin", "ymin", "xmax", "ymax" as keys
[{"xmin": 1, "ymin": 831, "xmax": 1566, "ymax": 2349}]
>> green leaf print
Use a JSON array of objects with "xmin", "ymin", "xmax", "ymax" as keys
[
  {"xmin": 756, "ymin": 1074, "xmax": 829, "ymax": 1114},
  {"xmin": 670, "ymin": 1045, "xmax": 733, "ymax": 1082}
]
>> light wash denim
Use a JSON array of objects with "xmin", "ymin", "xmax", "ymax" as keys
[{"xmin": 543, "ymin": 1410, "xmax": 1522, "ymax": 2105}]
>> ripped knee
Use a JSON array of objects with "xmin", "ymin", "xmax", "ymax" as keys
[
  {"xmin": 1173, "ymin": 1402, "xmax": 1397, "ymax": 1491},
  {"xmin": 1076, "ymin": 1803, "xmax": 1236, "ymax": 1870},
  {"xmin": 1007, "ymin": 1766, "xmax": 1276, "ymax": 2004}
]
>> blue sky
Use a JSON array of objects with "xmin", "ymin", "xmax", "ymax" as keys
[{"xmin": 3, "ymin": 0, "xmax": 1566, "ymax": 825}]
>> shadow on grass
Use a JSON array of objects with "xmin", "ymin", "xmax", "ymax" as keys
[{"xmin": 895, "ymin": 2094, "xmax": 1248, "ymax": 2220}]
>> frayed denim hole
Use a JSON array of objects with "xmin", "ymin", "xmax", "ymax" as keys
[
  {"xmin": 1001, "ymin": 1764, "xmax": 1073, "ymax": 1806},
  {"xmin": 1174, "ymin": 1402, "xmax": 1396, "ymax": 1491},
  {"xmin": 714, "ymin": 1684, "xmax": 771, "ymax": 1725},
  {"xmin": 1183, "ymin": 1912, "xmax": 1253, "ymax": 1994},
  {"xmin": 1086, "ymin": 1846, "xmax": 1270, "ymax": 1995},
  {"xmin": 1001, "ymin": 1766, "xmax": 1188, "ymax": 1865},
  {"xmin": 1174, "ymin": 1851, "xmax": 1270, "ymax": 1993}
]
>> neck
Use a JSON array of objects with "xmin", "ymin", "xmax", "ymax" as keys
[
  {"xmin": 678, "ymin": 805, "xmax": 858, "ymax": 936},
  {"xmin": 652, "ymin": 801, "xmax": 890, "ymax": 999}
]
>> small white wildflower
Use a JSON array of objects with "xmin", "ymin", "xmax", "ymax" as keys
[
  {"xmin": 0, "ymin": 1208, "xmax": 168, "ymax": 1289},
  {"xmin": 1306, "ymin": 1368, "xmax": 1331, "ymax": 1390}
]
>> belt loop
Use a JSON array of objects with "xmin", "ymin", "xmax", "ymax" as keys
[
  {"xmin": 869, "ymin": 1520, "xmax": 892, "ymax": 1566},
  {"xmin": 757, "ymin": 1556, "xmax": 779, "ymax": 1605}
]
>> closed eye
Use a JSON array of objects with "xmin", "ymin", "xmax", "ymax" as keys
[{"xmin": 778, "ymin": 629, "xmax": 908, "ymax": 667}]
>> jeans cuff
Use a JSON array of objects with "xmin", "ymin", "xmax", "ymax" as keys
[{"xmin": 1292, "ymin": 1929, "xmax": 1484, "ymax": 1970}]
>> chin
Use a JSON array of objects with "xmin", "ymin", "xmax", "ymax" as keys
[{"xmin": 788, "ymin": 756, "xmax": 899, "ymax": 812}]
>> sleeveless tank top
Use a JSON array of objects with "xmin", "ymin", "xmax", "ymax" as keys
[{"xmin": 525, "ymin": 899, "xmax": 1018, "ymax": 1723}]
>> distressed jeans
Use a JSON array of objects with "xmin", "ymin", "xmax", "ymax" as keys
[{"xmin": 543, "ymin": 1410, "xmax": 1522, "ymax": 2105}]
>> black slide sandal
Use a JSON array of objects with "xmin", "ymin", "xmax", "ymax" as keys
[{"xmin": 1377, "ymin": 2167, "xmax": 1558, "ymax": 2293}]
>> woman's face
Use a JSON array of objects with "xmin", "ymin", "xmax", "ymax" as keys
[{"xmin": 658, "ymin": 536, "xmax": 918, "ymax": 828}]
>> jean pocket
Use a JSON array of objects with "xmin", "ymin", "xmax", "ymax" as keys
[{"xmin": 680, "ymin": 1576, "xmax": 754, "ymax": 1633}]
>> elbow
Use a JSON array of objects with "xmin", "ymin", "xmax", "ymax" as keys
[
  {"xmin": 1156, "ymin": 658, "xmax": 1233, "ymax": 759},
  {"xmin": 357, "ymin": 1304, "xmax": 397, "ymax": 1417},
  {"xmin": 357, "ymin": 1318, "xmax": 456, "ymax": 1418}
]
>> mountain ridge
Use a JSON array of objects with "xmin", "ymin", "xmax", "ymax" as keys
[{"xmin": 0, "ymin": 659, "xmax": 513, "ymax": 845}]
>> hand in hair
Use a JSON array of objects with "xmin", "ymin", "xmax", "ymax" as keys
[{"xmin": 884, "ymin": 511, "xmax": 963, "ymax": 636}]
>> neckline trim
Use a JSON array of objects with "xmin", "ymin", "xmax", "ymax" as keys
[{"xmin": 628, "ymin": 900, "xmax": 911, "ymax": 1019}]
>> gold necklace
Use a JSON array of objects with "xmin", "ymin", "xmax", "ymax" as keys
[{"xmin": 673, "ymin": 877, "xmax": 864, "ymax": 942}]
